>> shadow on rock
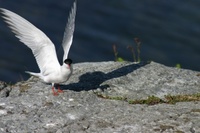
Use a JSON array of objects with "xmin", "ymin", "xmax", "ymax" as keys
[{"xmin": 63, "ymin": 62, "xmax": 149, "ymax": 91}]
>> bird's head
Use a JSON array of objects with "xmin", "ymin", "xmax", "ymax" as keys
[{"xmin": 64, "ymin": 58, "xmax": 72, "ymax": 68}]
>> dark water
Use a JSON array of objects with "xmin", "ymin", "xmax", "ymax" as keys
[{"xmin": 0, "ymin": 0, "xmax": 200, "ymax": 83}]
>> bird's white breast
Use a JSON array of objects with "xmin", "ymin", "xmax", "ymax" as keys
[{"xmin": 42, "ymin": 65, "xmax": 72, "ymax": 84}]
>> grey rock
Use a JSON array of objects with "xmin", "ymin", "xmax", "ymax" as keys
[
  {"xmin": 0, "ymin": 81, "xmax": 11, "ymax": 98},
  {"xmin": 0, "ymin": 81, "xmax": 6, "ymax": 89},
  {"xmin": 0, "ymin": 61, "xmax": 200, "ymax": 133}
]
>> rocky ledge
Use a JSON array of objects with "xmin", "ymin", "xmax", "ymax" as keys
[{"xmin": 0, "ymin": 61, "xmax": 200, "ymax": 133}]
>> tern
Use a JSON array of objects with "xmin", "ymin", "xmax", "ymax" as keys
[{"xmin": 1, "ymin": 1, "xmax": 77, "ymax": 95}]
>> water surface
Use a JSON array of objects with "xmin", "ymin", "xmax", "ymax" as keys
[{"xmin": 0, "ymin": 0, "xmax": 200, "ymax": 82}]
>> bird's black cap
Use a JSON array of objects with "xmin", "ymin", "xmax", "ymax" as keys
[{"xmin": 64, "ymin": 59, "xmax": 72, "ymax": 65}]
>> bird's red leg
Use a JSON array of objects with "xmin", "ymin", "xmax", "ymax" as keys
[
  {"xmin": 57, "ymin": 84, "xmax": 64, "ymax": 93},
  {"xmin": 52, "ymin": 86, "xmax": 59, "ymax": 96}
]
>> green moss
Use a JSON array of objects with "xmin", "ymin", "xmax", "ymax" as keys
[
  {"xmin": 175, "ymin": 64, "xmax": 181, "ymax": 68},
  {"xmin": 174, "ymin": 131, "xmax": 184, "ymax": 133},
  {"xmin": 110, "ymin": 96, "xmax": 127, "ymax": 101},
  {"xmin": 19, "ymin": 84, "xmax": 30, "ymax": 93},
  {"xmin": 116, "ymin": 57, "xmax": 125, "ymax": 62},
  {"xmin": 95, "ymin": 93, "xmax": 127, "ymax": 101},
  {"xmin": 128, "ymin": 96, "xmax": 165, "ymax": 105},
  {"xmin": 95, "ymin": 92, "xmax": 200, "ymax": 105},
  {"xmin": 159, "ymin": 124, "xmax": 174, "ymax": 131},
  {"xmin": 191, "ymin": 109, "xmax": 200, "ymax": 113},
  {"xmin": 165, "ymin": 93, "xmax": 200, "ymax": 104}
]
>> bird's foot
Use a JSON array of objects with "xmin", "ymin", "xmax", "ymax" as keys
[
  {"xmin": 57, "ymin": 88, "xmax": 64, "ymax": 93},
  {"xmin": 57, "ymin": 85, "xmax": 64, "ymax": 93},
  {"xmin": 53, "ymin": 92, "xmax": 59, "ymax": 96},
  {"xmin": 52, "ymin": 87, "xmax": 59, "ymax": 96}
]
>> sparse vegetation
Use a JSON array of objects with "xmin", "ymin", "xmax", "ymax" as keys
[
  {"xmin": 113, "ymin": 37, "xmax": 142, "ymax": 63},
  {"xmin": 165, "ymin": 93, "xmax": 200, "ymax": 104},
  {"xmin": 113, "ymin": 38, "xmax": 183, "ymax": 70},
  {"xmin": 175, "ymin": 64, "xmax": 181, "ymax": 68},
  {"xmin": 112, "ymin": 44, "xmax": 125, "ymax": 62},
  {"xmin": 95, "ymin": 92, "xmax": 200, "ymax": 105},
  {"xmin": 128, "ymin": 95, "xmax": 164, "ymax": 105}
]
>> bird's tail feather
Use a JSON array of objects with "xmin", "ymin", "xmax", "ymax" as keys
[{"xmin": 25, "ymin": 71, "xmax": 41, "ymax": 77}]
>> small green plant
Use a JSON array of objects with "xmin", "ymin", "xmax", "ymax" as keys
[
  {"xmin": 126, "ymin": 45, "xmax": 136, "ymax": 62},
  {"xmin": 175, "ymin": 64, "xmax": 181, "ymax": 68},
  {"xmin": 127, "ymin": 38, "xmax": 141, "ymax": 63},
  {"xmin": 112, "ymin": 44, "xmax": 125, "ymax": 62},
  {"xmin": 112, "ymin": 37, "xmax": 142, "ymax": 63}
]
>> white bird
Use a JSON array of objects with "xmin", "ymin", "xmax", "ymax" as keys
[{"xmin": 1, "ymin": 1, "xmax": 77, "ymax": 95}]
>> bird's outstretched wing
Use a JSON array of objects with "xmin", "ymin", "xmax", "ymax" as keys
[
  {"xmin": 62, "ymin": 0, "xmax": 77, "ymax": 62},
  {"xmin": 0, "ymin": 8, "xmax": 60, "ymax": 75}
]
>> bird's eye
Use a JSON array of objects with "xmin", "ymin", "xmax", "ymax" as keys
[{"xmin": 64, "ymin": 59, "xmax": 72, "ymax": 64}]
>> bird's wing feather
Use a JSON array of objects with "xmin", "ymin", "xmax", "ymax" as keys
[
  {"xmin": 0, "ymin": 8, "xmax": 60, "ymax": 75},
  {"xmin": 61, "ymin": 0, "xmax": 77, "ymax": 62}
]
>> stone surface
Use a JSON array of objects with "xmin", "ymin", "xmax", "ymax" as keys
[{"xmin": 0, "ymin": 61, "xmax": 200, "ymax": 133}]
